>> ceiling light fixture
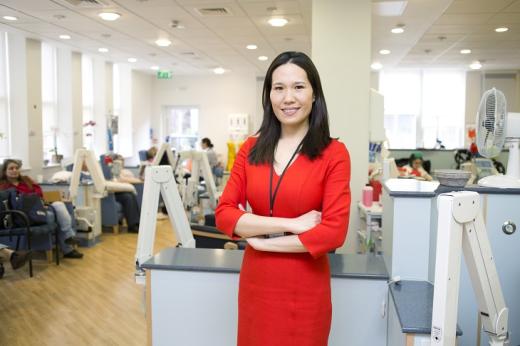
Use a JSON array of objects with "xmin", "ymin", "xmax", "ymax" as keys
[
  {"xmin": 59, "ymin": 34, "xmax": 71, "ymax": 40},
  {"xmin": 268, "ymin": 17, "xmax": 288, "ymax": 27},
  {"xmin": 258, "ymin": 56, "xmax": 268, "ymax": 61},
  {"xmin": 213, "ymin": 67, "xmax": 225, "ymax": 74},
  {"xmin": 128, "ymin": 57, "xmax": 137, "ymax": 63},
  {"xmin": 3, "ymin": 16, "xmax": 18, "ymax": 21},
  {"xmin": 246, "ymin": 44, "xmax": 257, "ymax": 50},
  {"xmin": 460, "ymin": 49, "xmax": 471, "ymax": 54},
  {"xmin": 150, "ymin": 66, "xmax": 159, "ymax": 71},
  {"xmin": 155, "ymin": 38, "xmax": 172, "ymax": 47},
  {"xmin": 379, "ymin": 49, "xmax": 391, "ymax": 55},
  {"xmin": 391, "ymin": 24, "xmax": 405, "ymax": 34},
  {"xmin": 371, "ymin": 62, "xmax": 383, "ymax": 70},
  {"xmin": 99, "ymin": 12, "xmax": 121, "ymax": 21},
  {"xmin": 470, "ymin": 61, "xmax": 482, "ymax": 70},
  {"xmin": 495, "ymin": 27, "xmax": 509, "ymax": 33},
  {"xmin": 98, "ymin": 48, "xmax": 109, "ymax": 53}
]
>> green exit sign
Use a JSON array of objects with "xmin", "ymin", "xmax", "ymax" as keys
[{"xmin": 157, "ymin": 70, "xmax": 172, "ymax": 79}]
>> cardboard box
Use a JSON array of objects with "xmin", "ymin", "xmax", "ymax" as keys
[{"xmin": 42, "ymin": 190, "xmax": 63, "ymax": 203}]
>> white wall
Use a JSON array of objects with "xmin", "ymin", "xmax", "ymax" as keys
[
  {"xmin": 129, "ymin": 70, "xmax": 153, "ymax": 166},
  {"xmin": 150, "ymin": 72, "xmax": 258, "ymax": 160}
]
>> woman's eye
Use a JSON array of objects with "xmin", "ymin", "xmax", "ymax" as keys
[
  {"xmin": 295, "ymin": 85, "xmax": 305, "ymax": 89},
  {"xmin": 273, "ymin": 86, "xmax": 283, "ymax": 91}
]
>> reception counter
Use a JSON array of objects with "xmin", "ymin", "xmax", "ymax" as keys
[
  {"xmin": 383, "ymin": 179, "xmax": 520, "ymax": 346},
  {"xmin": 142, "ymin": 247, "xmax": 389, "ymax": 346}
]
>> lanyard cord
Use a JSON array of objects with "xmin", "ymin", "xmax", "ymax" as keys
[{"xmin": 269, "ymin": 140, "xmax": 304, "ymax": 217}]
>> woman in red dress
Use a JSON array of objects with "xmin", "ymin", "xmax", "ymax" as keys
[{"xmin": 216, "ymin": 51, "xmax": 351, "ymax": 346}]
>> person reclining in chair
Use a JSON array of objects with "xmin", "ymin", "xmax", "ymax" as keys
[{"xmin": 0, "ymin": 159, "xmax": 83, "ymax": 259}]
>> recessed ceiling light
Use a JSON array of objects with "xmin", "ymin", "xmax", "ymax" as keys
[
  {"xmin": 371, "ymin": 62, "xmax": 383, "ymax": 70},
  {"xmin": 98, "ymin": 12, "xmax": 121, "ymax": 21},
  {"xmin": 59, "ymin": 34, "xmax": 71, "ymax": 40},
  {"xmin": 460, "ymin": 49, "xmax": 471, "ymax": 54},
  {"xmin": 128, "ymin": 57, "xmax": 137, "ymax": 63},
  {"xmin": 213, "ymin": 67, "xmax": 225, "ymax": 74},
  {"xmin": 495, "ymin": 27, "xmax": 508, "ymax": 33},
  {"xmin": 391, "ymin": 24, "xmax": 405, "ymax": 34},
  {"xmin": 246, "ymin": 44, "xmax": 257, "ymax": 50},
  {"xmin": 258, "ymin": 56, "xmax": 268, "ymax": 61},
  {"xmin": 150, "ymin": 66, "xmax": 159, "ymax": 71},
  {"xmin": 3, "ymin": 16, "xmax": 18, "ymax": 21},
  {"xmin": 98, "ymin": 48, "xmax": 109, "ymax": 53},
  {"xmin": 155, "ymin": 38, "xmax": 171, "ymax": 47},
  {"xmin": 469, "ymin": 61, "xmax": 482, "ymax": 70},
  {"xmin": 379, "ymin": 49, "xmax": 391, "ymax": 55},
  {"xmin": 268, "ymin": 18, "xmax": 288, "ymax": 27}
]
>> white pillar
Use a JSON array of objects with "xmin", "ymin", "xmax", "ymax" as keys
[{"xmin": 312, "ymin": 0, "xmax": 371, "ymax": 253}]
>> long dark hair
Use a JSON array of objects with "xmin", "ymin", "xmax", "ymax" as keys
[
  {"xmin": 201, "ymin": 137, "xmax": 214, "ymax": 148},
  {"xmin": 249, "ymin": 51, "xmax": 331, "ymax": 165},
  {"xmin": 0, "ymin": 159, "xmax": 34, "ymax": 188}
]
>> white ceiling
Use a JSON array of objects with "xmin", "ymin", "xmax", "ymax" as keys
[{"xmin": 0, "ymin": 0, "xmax": 519, "ymax": 75}]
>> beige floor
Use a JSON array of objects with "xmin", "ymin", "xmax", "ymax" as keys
[{"xmin": 0, "ymin": 220, "xmax": 177, "ymax": 346}]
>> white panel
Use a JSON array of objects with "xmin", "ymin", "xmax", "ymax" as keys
[
  {"xmin": 56, "ymin": 46, "xmax": 73, "ymax": 158},
  {"xmin": 92, "ymin": 56, "xmax": 107, "ymax": 155},
  {"xmin": 7, "ymin": 32, "xmax": 29, "ymax": 165},
  {"xmin": 118, "ymin": 63, "xmax": 133, "ymax": 158}
]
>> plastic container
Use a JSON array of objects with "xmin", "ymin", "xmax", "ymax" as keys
[{"xmin": 362, "ymin": 185, "xmax": 373, "ymax": 207}]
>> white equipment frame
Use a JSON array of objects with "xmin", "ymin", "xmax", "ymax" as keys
[
  {"xmin": 431, "ymin": 191, "xmax": 509, "ymax": 345},
  {"xmin": 151, "ymin": 143, "xmax": 176, "ymax": 166},
  {"xmin": 176, "ymin": 150, "xmax": 220, "ymax": 210},
  {"xmin": 134, "ymin": 165, "xmax": 195, "ymax": 284},
  {"xmin": 69, "ymin": 149, "xmax": 107, "ymax": 200}
]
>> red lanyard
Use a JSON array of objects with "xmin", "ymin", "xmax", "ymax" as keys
[{"xmin": 269, "ymin": 141, "xmax": 304, "ymax": 217}]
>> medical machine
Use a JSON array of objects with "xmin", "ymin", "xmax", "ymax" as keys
[
  {"xmin": 431, "ymin": 191, "xmax": 509, "ymax": 345},
  {"xmin": 134, "ymin": 165, "xmax": 196, "ymax": 285}
]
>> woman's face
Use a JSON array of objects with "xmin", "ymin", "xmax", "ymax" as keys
[
  {"xmin": 201, "ymin": 141, "xmax": 208, "ymax": 149},
  {"xmin": 270, "ymin": 63, "xmax": 314, "ymax": 130},
  {"xmin": 412, "ymin": 159, "xmax": 422, "ymax": 170},
  {"xmin": 5, "ymin": 162, "xmax": 20, "ymax": 180}
]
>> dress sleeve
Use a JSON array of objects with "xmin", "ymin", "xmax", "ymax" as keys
[
  {"xmin": 298, "ymin": 143, "xmax": 351, "ymax": 259},
  {"xmin": 215, "ymin": 139, "xmax": 252, "ymax": 239}
]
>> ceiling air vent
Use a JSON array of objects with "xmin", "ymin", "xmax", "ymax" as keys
[
  {"xmin": 195, "ymin": 7, "xmax": 232, "ymax": 16},
  {"xmin": 63, "ymin": 0, "xmax": 110, "ymax": 8}
]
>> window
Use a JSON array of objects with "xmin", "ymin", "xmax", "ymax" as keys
[
  {"xmin": 380, "ymin": 70, "xmax": 466, "ymax": 149},
  {"xmin": 0, "ymin": 32, "xmax": 10, "ymax": 159},
  {"xmin": 41, "ymin": 42, "xmax": 58, "ymax": 163},
  {"xmin": 162, "ymin": 106, "xmax": 199, "ymax": 151},
  {"xmin": 81, "ymin": 54, "xmax": 94, "ymax": 149}
]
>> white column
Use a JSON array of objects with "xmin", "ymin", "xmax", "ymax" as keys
[
  {"xmin": 312, "ymin": 0, "xmax": 371, "ymax": 253},
  {"xmin": 71, "ymin": 52, "xmax": 83, "ymax": 152},
  {"xmin": 57, "ymin": 46, "xmax": 73, "ymax": 158},
  {"xmin": 7, "ymin": 32, "xmax": 29, "ymax": 166},
  {"xmin": 92, "ymin": 56, "xmax": 107, "ymax": 155},
  {"xmin": 25, "ymin": 38, "xmax": 43, "ymax": 174}
]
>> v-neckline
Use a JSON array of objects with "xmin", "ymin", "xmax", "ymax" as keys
[{"xmin": 272, "ymin": 153, "xmax": 300, "ymax": 177}]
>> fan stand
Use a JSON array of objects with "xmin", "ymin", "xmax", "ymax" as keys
[{"xmin": 478, "ymin": 139, "xmax": 520, "ymax": 188}]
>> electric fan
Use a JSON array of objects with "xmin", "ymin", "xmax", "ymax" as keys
[{"xmin": 476, "ymin": 88, "xmax": 520, "ymax": 188}]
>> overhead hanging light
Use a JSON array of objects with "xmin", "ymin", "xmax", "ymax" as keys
[
  {"xmin": 460, "ymin": 49, "xmax": 471, "ymax": 54},
  {"xmin": 391, "ymin": 24, "xmax": 405, "ymax": 34},
  {"xmin": 213, "ymin": 67, "xmax": 225, "ymax": 74},
  {"xmin": 59, "ymin": 34, "xmax": 71, "ymax": 40},
  {"xmin": 128, "ymin": 57, "xmax": 137, "ymax": 63},
  {"xmin": 371, "ymin": 62, "xmax": 383, "ymax": 70},
  {"xmin": 379, "ymin": 49, "xmax": 391, "ymax": 55},
  {"xmin": 2, "ymin": 16, "xmax": 18, "ymax": 21},
  {"xmin": 98, "ymin": 48, "xmax": 109, "ymax": 53},
  {"xmin": 246, "ymin": 44, "xmax": 257, "ymax": 50},
  {"xmin": 258, "ymin": 56, "xmax": 268, "ymax": 61},
  {"xmin": 495, "ymin": 27, "xmax": 509, "ymax": 33}
]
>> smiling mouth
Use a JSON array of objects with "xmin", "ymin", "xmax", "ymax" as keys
[{"xmin": 282, "ymin": 107, "xmax": 299, "ymax": 116}]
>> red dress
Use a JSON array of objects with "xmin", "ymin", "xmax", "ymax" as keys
[{"xmin": 216, "ymin": 137, "xmax": 351, "ymax": 346}]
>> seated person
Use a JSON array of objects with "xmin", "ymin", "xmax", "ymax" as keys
[
  {"xmin": 400, "ymin": 152, "xmax": 433, "ymax": 181},
  {"xmin": 80, "ymin": 160, "xmax": 141, "ymax": 233},
  {"xmin": 139, "ymin": 147, "xmax": 158, "ymax": 179},
  {"xmin": 0, "ymin": 159, "xmax": 84, "ymax": 258},
  {"xmin": 0, "ymin": 243, "xmax": 31, "ymax": 278},
  {"xmin": 112, "ymin": 154, "xmax": 142, "ymax": 184},
  {"xmin": 201, "ymin": 137, "xmax": 224, "ymax": 180}
]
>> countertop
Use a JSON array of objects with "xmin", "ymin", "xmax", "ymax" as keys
[
  {"xmin": 385, "ymin": 178, "xmax": 520, "ymax": 197},
  {"xmin": 389, "ymin": 280, "xmax": 462, "ymax": 336},
  {"xmin": 141, "ymin": 247, "xmax": 389, "ymax": 280}
]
